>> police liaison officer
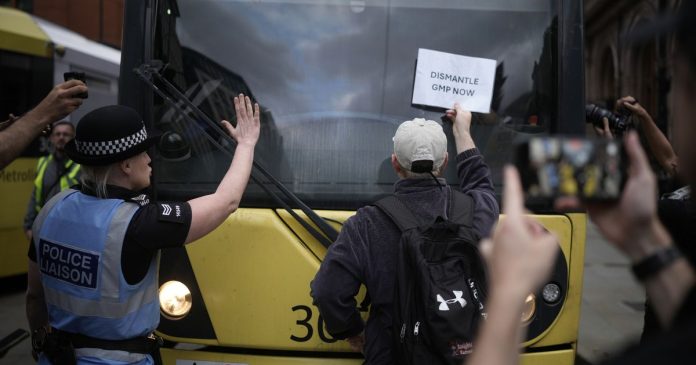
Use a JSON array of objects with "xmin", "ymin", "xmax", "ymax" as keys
[{"xmin": 25, "ymin": 94, "xmax": 260, "ymax": 365}]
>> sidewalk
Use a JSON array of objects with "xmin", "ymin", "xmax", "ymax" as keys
[{"xmin": 577, "ymin": 222, "xmax": 645, "ymax": 363}]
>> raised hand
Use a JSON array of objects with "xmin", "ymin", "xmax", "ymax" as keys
[
  {"xmin": 482, "ymin": 166, "xmax": 558, "ymax": 297},
  {"xmin": 30, "ymin": 80, "xmax": 87, "ymax": 125},
  {"xmin": 586, "ymin": 132, "xmax": 672, "ymax": 260},
  {"xmin": 594, "ymin": 117, "xmax": 614, "ymax": 139},
  {"xmin": 221, "ymin": 93, "xmax": 261, "ymax": 147},
  {"xmin": 444, "ymin": 103, "xmax": 475, "ymax": 153},
  {"xmin": 445, "ymin": 102, "xmax": 472, "ymax": 137}
]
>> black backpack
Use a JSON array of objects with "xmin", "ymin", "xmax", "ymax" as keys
[{"xmin": 374, "ymin": 191, "xmax": 488, "ymax": 365}]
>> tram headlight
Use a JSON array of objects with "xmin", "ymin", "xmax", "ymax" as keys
[
  {"xmin": 159, "ymin": 281, "xmax": 192, "ymax": 319},
  {"xmin": 542, "ymin": 282, "xmax": 562, "ymax": 304},
  {"xmin": 521, "ymin": 293, "xmax": 537, "ymax": 324}
]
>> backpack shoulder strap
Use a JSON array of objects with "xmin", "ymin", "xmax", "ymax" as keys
[
  {"xmin": 448, "ymin": 190, "xmax": 475, "ymax": 228},
  {"xmin": 373, "ymin": 195, "xmax": 421, "ymax": 232}
]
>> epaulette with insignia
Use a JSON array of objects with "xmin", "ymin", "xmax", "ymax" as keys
[
  {"xmin": 157, "ymin": 202, "xmax": 185, "ymax": 223},
  {"xmin": 130, "ymin": 194, "xmax": 150, "ymax": 206}
]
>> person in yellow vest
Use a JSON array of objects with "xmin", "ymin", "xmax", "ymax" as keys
[{"xmin": 23, "ymin": 121, "xmax": 81, "ymax": 242}]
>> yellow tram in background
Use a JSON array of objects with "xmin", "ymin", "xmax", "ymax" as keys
[
  {"xmin": 3, "ymin": 0, "xmax": 589, "ymax": 363},
  {"xmin": 0, "ymin": 6, "xmax": 120, "ymax": 278},
  {"xmin": 119, "ymin": 0, "xmax": 589, "ymax": 363}
]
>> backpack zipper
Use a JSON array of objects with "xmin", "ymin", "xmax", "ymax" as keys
[
  {"xmin": 400, "ymin": 323, "xmax": 407, "ymax": 342},
  {"xmin": 414, "ymin": 321, "xmax": 420, "ymax": 336}
]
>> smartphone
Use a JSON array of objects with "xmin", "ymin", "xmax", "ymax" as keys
[
  {"xmin": 63, "ymin": 72, "xmax": 89, "ymax": 99},
  {"xmin": 515, "ymin": 137, "xmax": 626, "ymax": 201}
]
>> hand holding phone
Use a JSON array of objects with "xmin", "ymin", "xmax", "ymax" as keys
[{"xmin": 63, "ymin": 72, "xmax": 88, "ymax": 99}]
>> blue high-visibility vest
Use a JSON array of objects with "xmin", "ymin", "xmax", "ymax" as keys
[{"xmin": 33, "ymin": 189, "xmax": 159, "ymax": 365}]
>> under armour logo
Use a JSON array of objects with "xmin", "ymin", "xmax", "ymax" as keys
[
  {"xmin": 161, "ymin": 204, "xmax": 172, "ymax": 216},
  {"xmin": 437, "ymin": 290, "xmax": 466, "ymax": 311}
]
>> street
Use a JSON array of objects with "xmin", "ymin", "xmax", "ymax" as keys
[{"xmin": 0, "ymin": 223, "xmax": 644, "ymax": 364}]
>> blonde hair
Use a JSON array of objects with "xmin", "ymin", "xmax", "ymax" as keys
[{"xmin": 80, "ymin": 164, "xmax": 117, "ymax": 198}]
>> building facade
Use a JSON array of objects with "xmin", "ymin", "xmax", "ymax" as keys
[
  {"xmin": 1, "ymin": 0, "xmax": 124, "ymax": 48},
  {"xmin": 585, "ymin": 0, "xmax": 680, "ymax": 134}
]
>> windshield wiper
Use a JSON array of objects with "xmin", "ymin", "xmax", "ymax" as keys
[{"xmin": 135, "ymin": 60, "xmax": 339, "ymax": 248}]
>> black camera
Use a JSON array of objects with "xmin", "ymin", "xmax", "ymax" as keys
[
  {"xmin": 585, "ymin": 104, "xmax": 632, "ymax": 135},
  {"xmin": 63, "ymin": 72, "xmax": 88, "ymax": 99}
]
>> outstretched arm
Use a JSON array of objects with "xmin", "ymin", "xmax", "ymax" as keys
[
  {"xmin": 185, "ymin": 94, "xmax": 260, "ymax": 243},
  {"xmin": 558, "ymin": 132, "xmax": 696, "ymax": 327},
  {"xmin": 586, "ymin": 132, "xmax": 693, "ymax": 326},
  {"xmin": 0, "ymin": 81, "xmax": 86, "ymax": 169},
  {"xmin": 467, "ymin": 167, "xmax": 559, "ymax": 365},
  {"xmin": 446, "ymin": 104, "xmax": 499, "ymax": 238}
]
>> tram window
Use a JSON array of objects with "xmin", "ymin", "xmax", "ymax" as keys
[{"xmin": 152, "ymin": 0, "xmax": 557, "ymax": 209}]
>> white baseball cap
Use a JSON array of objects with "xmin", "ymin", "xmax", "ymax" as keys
[{"xmin": 393, "ymin": 118, "xmax": 447, "ymax": 173}]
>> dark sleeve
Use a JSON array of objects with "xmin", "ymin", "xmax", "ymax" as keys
[
  {"xmin": 26, "ymin": 185, "xmax": 38, "ymax": 261},
  {"xmin": 310, "ymin": 216, "xmax": 365, "ymax": 339},
  {"xmin": 28, "ymin": 237, "xmax": 37, "ymax": 262},
  {"xmin": 24, "ymin": 185, "xmax": 38, "ymax": 231},
  {"xmin": 456, "ymin": 148, "xmax": 499, "ymax": 239},
  {"xmin": 674, "ymin": 285, "xmax": 696, "ymax": 324},
  {"xmin": 125, "ymin": 201, "xmax": 192, "ymax": 250},
  {"xmin": 121, "ymin": 201, "xmax": 192, "ymax": 285}
]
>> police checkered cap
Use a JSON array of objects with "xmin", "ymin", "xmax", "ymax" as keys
[
  {"xmin": 74, "ymin": 126, "xmax": 148, "ymax": 156},
  {"xmin": 393, "ymin": 118, "xmax": 447, "ymax": 172},
  {"xmin": 65, "ymin": 105, "xmax": 159, "ymax": 166}
]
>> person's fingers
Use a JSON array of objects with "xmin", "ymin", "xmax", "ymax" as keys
[
  {"xmin": 624, "ymin": 131, "xmax": 651, "ymax": 177},
  {"xmin": 220, "ymin": 120, "xmax": 235, "ymax": 136},
  {"xmin": 537, "ymin": 233, "xmax": 560, "ymax": 266},
  {"xmin": 233, "ymin": 96, "xmax": 243, "ymax": 123},
  {"xmin": 594, "ymin": 126, "xmax": 605, "ymax": 136},
  {"xmin": 602, "ymin": 118, "xmax": 614, "ymax": 139},
  {"xmin": 67, "ymin": 99, "xmax": 83, "ymax": 108},
  {"xmin": 479, "ymin": 238, "xmax": 493, "ymax": 263},
  {"xmin": 622, "ymin": 102, "xmax": 641, "ymax": 113},
  {"xmin": 58, "ymin": 79, "xmax": 84, "ymax": 89},
  {"xmin": 245, "ymin": 96, "xmax": 253, "ymax": 119},
  {"xmin": 615, "ymin": 96, "xmax": 635, "ymax": 110},
  {"xmin": 67, "ymin": 85, "xmax": 88, "ymax": 98},
  {"xmin": 524, "ymin": 217, "xmax": 547, "ymax": 236},
  {"xmin": 254, "ymin": 103, "xmax": 260, "ymax": 123},
  {"xmin": 503, "ymin": 165, "xmax": 524, "ymax": 218}
]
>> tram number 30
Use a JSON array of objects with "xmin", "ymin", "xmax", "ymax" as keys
[{"xmin": 290, "ymin": 305, "xmax": 338, "ymax": 343}]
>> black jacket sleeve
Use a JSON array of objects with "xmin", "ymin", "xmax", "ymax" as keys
[
  {"xmin": 456, "ymin": 148, "xmax": 499, "ymax": 239},
  {"xmin": 310, "ymin": 216, "xmax": 365, "ymax": 339}
]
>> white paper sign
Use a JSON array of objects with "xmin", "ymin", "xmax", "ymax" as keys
[{"xmin": 412, "ymin": 48, "xmax": 497, "ymax": 113}]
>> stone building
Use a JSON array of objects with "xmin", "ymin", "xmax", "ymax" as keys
[{"xmin": 585, "ymin": 0, "xmax": 681, "ymax": 134}]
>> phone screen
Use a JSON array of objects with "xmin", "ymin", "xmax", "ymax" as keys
[{"xmin": 516, "ymin": 137, "xmax": 626, "ymax": 201}]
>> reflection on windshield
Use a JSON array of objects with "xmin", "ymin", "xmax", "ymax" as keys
[{"xmin": 153, "ymin": 0, "xmax": 557, "ymax": 209}]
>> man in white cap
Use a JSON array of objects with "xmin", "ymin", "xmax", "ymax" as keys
[{"xmin": 311, "ymin": 104, "xmax": 498, "ymax": 364}]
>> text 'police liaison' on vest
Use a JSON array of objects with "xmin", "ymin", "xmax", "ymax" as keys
[{"xmin": 39, "ymin": 239, "xmax": 99, "ymax": 289}]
